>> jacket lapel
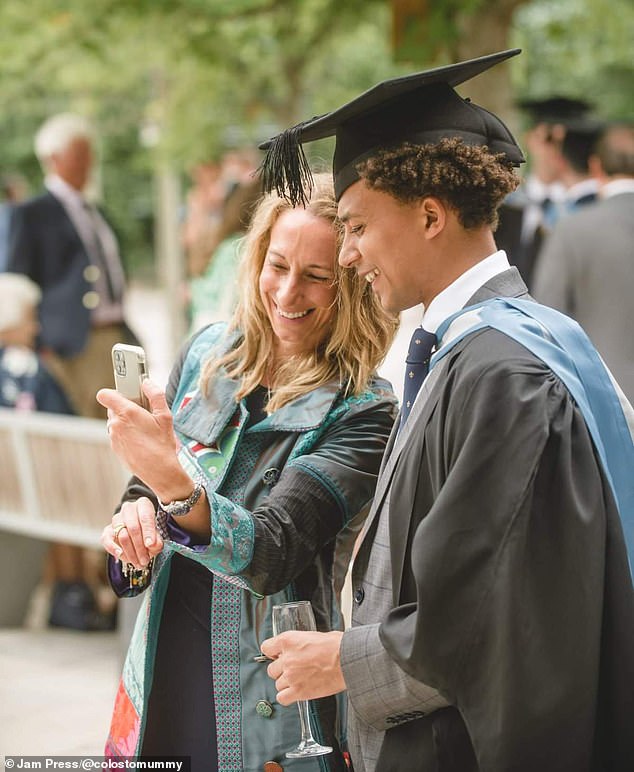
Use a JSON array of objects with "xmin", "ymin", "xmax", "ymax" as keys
[
  {"xmin": 173, "ymin": 371, "xmax": 341, "ymax": 447},
  {"xmin": 355, "ymin": 267, "xmax": 529, "ymax": 560},
  {"xmin": 355, "ymin": 358, "xmax": 450, "ymax": 553}
]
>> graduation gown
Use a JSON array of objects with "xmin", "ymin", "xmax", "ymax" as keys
[{"xmin": 349, "ymin": 271, "xmax": 634, "ymax": 771}]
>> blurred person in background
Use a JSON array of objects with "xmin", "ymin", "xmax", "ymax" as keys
[
  {"xmin": 188, "ymin": 174, "xmax": 262, "ymax": 331},
  {"xmin": 533, "ymin": 122, "xmax": 634, "ymax": 402},
  {"xmin": 181, "ymin": 159, "xmax": 226, "ymax": 280},
  {"xmin": 495, "ymin": 97, "xmax": 590, "ymax": 286},
  {"xmin": 7, "ymin": 112, "xmax": 138, "ymax": 630},
  {"xmin": 182, "ymin": 149, "xmax": 260, "ymax": 281},
  {"xmin": 0, "ymin": 272, "xmax": 115, "ymax": 631},
  {"xmin": 0, "ymin": 172, "xmax": 29, "ymax": 272},
  {"xmin": 557, "ymin": 118, "xmax": 603, "ymax": 214},
  {"xmin": 0, "ymin": 273, "xmax": 72, "ymax": 412},
  {"xmin": 7, "ymin": 112, "xmax": 139, "ymax": 419}
]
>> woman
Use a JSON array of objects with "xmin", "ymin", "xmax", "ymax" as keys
[{"xmin": 98, "ymin": 174, "xmax": 398, "ymax": 770}]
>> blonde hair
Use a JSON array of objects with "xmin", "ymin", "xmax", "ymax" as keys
[{"xmin": 200, "ymin": 173, "xmax": 398, "ymax": 412}]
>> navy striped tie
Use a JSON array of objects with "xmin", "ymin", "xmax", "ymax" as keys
[{"xmin": 400, "ymin": 327, "xmax": 436, "ymax": 429}]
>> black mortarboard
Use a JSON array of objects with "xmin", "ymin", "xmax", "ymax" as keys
[
  {"xmin": 517, "ymin": 96, "xmax": 592, "ymax": 125},
  {"xmin": 561, "ymin": 117, "xmax": 605, "ymax": 172},
  {"xmin": 259, "ymin": 49, "xmax": 525, "ymax": 205}
]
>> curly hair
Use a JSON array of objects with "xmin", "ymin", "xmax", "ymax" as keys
[
  {"xmin": 357, "ymin": 138, "xmax": 519, "ymax": 230},
  {"xmin": 200, "ymin": 173, "xmax": 398, "ymax": 413}
]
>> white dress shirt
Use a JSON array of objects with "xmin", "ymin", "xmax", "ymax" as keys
[{"xmin": 422, "ymin": 250, "xmax": 511, "ymax": 334}]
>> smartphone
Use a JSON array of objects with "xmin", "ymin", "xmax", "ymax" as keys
[{"xmin": 111, "ymin": 343, "xmax": 149, "ymax": 409}]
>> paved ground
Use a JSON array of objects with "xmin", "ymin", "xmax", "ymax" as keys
[
  {"xmin": 0, "ymin": 628, "xmax": 120, "ymax": 757},
  {"xmin": 0, "ymin": 285, "xmax": 161, "ymax": 761}
]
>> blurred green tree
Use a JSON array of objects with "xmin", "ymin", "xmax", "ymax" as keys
[
  {"xmin": 0, "ymin": 0, "xmax": 630, "ymax": 277},
  {"xmin": 0, "ymin": 0, "xmax": 401, "ymax": 275}
]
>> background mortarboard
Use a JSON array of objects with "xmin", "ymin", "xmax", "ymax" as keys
[
  {"xmin": 260, "ymin": 49, "xmax": 525, "ymax": 204},
  {"xmin": 517, "ymin": 96, "xmax": 593, "ymax": 125},
  {"xmin": 560, "ymin": 116, "xmax": 605, "ymax": 172}
]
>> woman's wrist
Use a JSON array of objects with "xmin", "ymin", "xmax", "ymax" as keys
[{"xmin": 153, "ymin": 470, "xmax": 198, "ymax": 505}]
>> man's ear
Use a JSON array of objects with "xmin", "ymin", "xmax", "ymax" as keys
[{"xmin": 420, "ymin": 197, "xmax": 445, "ymax": 238}]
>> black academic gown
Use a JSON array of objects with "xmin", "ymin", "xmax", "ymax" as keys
[
  {"xmin": 495, "ymin": 200, "xmax": 545, "ymax": 288},
  {"xmin": 375, "ymin": 320, "xmax": 634, "ymax": 771}
]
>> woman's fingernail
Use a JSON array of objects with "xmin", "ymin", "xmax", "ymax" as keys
[{"xmin": 145, "ymin": 537, "xmax": 153, "ymax": 546}]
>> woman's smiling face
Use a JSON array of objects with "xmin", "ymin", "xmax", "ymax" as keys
[{"xmin": 259, "ymin": 207, "xmax": 338, "ymax": 362}]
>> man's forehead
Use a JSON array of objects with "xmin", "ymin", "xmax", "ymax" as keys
[{"xmin": 337, "ymin": 180, "xmax": 367, "ymax": 220}]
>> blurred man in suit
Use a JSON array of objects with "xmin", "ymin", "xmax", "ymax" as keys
[
  {"xmin": 7, "ymin": 113, "xmax": 137, "ymax": 630},
  {"xmin": 495, "ymin": 97, "xmax": 590, "ymax": 286},
  {"xmin": 7, "ymin": 113, "xmax": 138, "ymax": 418},
  {"xmin": 557, "ymin": 118, "xmax": 603, "ymax": 214},
  {"xmin": 534, "ymin": 122, "xmax": 634, "ymax": 402}
]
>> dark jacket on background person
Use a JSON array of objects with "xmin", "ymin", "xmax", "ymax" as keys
[
  {"xmin": 7, "ymin": 191, "xmax": 134, "ymax": 356},
  {"xmin": 0, "ymin": 345, "xmax": 73, "ymax": 413}
]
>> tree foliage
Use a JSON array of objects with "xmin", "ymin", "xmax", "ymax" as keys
[
  {"xmin": 0, "ymin": 0, "xmax": 400, "ymax": 271},
  {"xmin": 511, "ymin": 0, "xmax": 634, "ymax": 121},
  {"xmin": 0, "ymin": 0, "xmax": 630, "ymax": 274}
]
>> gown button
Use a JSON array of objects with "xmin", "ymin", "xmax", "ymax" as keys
[{"xmin": 262, "ymin": 468, "xmax": 280, "ymax": 485}]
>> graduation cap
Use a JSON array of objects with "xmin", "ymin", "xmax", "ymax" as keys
[
  {"xmin": 259, "ymin": 49, "xmax": 525, "ymax": 205},
  {"xmin": 561, "ymin": 117, "xmax": 605, "ymax": 172},
  {"xmin": 517, "ymin": 96, "xmax": 592, "ymax": 125}
]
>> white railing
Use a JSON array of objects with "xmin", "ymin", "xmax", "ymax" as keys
[{"xmin": 0, "ymin": 408, "xmax": 129, "ymax": 547}]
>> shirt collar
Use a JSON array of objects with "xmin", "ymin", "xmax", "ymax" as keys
[
  {"xmin": 566, "ymin": 177, "xmax": 599, "ymax": 201},
  {"xmin": 422, "ymin": 250, "xmax": 510, "ymax": 334},
  {"xmin": 45, "ymin": 174, "xmax": 85, "ymax": 208},
  {"xmin": 600, "ymin": 178, "xmax": 634, "ymax": 199},
  {"xmin": 525, "ymin": 175, "xmax": 566, "ymax": 204}
]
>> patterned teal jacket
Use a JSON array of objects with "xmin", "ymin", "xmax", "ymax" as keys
[{"xmin": 105, "ymin": 323, "xmax": 397, "ymax": 770}]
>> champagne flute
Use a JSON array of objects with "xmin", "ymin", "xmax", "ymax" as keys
[{"xmin": 271, "ymin": 600, "xmax": 333, "ymax": 758}]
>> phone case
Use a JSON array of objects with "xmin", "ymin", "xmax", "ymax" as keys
[{"xmin": 111, "ymin": 344, "xmax": 148, "ymax": 407}]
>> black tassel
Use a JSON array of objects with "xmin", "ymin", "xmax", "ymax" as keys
[{"xmin": 258, "ymin": 122, "xmax": 314, "ymax": 207}]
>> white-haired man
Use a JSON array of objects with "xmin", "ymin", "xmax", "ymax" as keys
[
  {"xmin": 7, "ymin": 112, "xmax": 138, "ymax": 418},
  {"xmin": 7, "ymin": 114, "xmax": 136, "ymax": 631}
]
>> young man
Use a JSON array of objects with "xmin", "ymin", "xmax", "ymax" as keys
[{"xmin": 260, "ymin": 50, "xmax": 634, "ymax": 772}]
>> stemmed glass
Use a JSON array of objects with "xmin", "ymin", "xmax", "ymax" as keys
[{"xmin": 271, "ymin": 600, "xmax": 333, "ymax": 758}]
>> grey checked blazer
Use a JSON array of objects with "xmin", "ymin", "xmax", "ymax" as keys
[{"xmin": 532, "ymin": 192, "xmax": 634, "ymax": 403}]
